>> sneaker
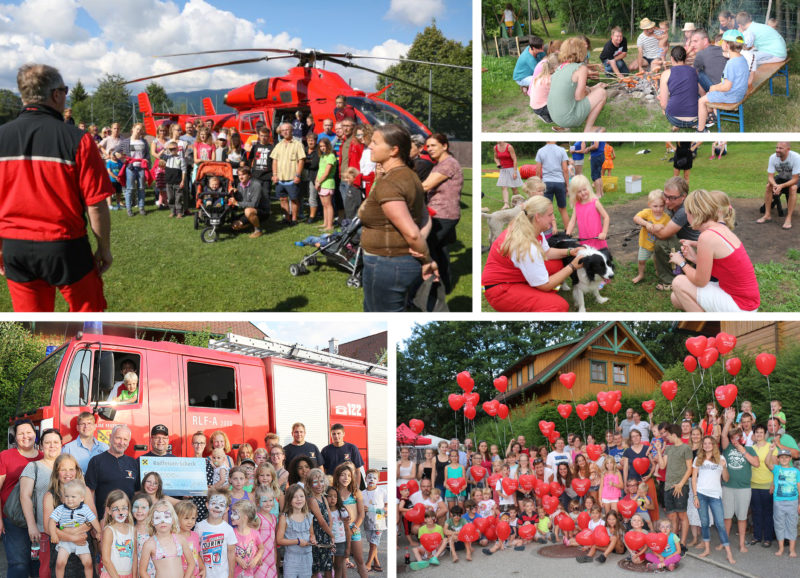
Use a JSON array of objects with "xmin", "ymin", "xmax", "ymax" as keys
[
  {"xmin": 110, "ymin": 204, "xmax": 119, "ymax": 211},
  {"xmin": 549, "ymin": 533, "xmax": 556, "ymax": 544},
  {"xmin": 429, "ymin": 556, "xmax": 439, "ymax": 566},
  {"xmin": 514, "ymin": 545, "xmax": 525, "ymax": 551},
  {"xmin": 139, "ymin": 208, "xmax": 146, "ymax": 216},
  {"xmin": 127, "ymin": 209, "xmax": 134, "ymax": 217},
  {"xmin": 249, "ymin": 230, "xmax": 263, "ymax": 238},
  {"xmin": 482, "ymin": 548, "xmax": 493, "ymax": 555},
  {"xmin": 646, "ymin": 563, "xmax": 658, "ymax": 572},
  {"xmin": 409, "ymin": 561, "xmax": 429, "ymax": 571},
  {"xmin": 596, "ymin": 554, "xmax": 606, "ymax": 563},
  {"xmin": 537, "ymin": 538, "xmax": 547, "ymax": 544}
]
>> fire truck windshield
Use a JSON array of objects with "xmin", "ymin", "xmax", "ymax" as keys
[
  {"xmin": 17, "ymin": 345, "xmax": 66, "ymax": 415},
  {"xmin": 346, "ymin": 97, "xmax": 429, "ymax": 137}
]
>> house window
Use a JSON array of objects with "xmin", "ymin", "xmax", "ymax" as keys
[
  {"xmin": 528, "ymin": 364, "xmax": 534, "ymax": 381},
  {"xmin": 516, "ymin": 370, "xmax": 523, "ymax": 388},
  {"xmin": 590, "ymin": 360, "xmax": 606, "ymax": 383},
  {"xmin": 613, "ymin": 363, "xmax": 628, "ymax": 385}
]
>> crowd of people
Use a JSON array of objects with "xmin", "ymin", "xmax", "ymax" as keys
[
  {"xmin": 397, "ymin": 403, "xmax": 800, "ymax": 571},
  {"xmin": 0, "ymin": 413, "xmax": 386, "ymax": 578},
  {"xmin": 513, "ymin": 11, "xmax": 788, "ymax": 132}
]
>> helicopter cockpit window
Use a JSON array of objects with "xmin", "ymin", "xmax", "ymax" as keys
[
  {"xmin": 345, "ymin": 97, "xmax": 428, "ymax": 138},
  {"xmin": 241, "ymin": 112, "xmax": 266, "ymax": 135}
]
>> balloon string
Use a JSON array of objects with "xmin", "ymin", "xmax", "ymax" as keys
[
  {"xmin": 670, "ymin": 400, "xmax": 675, "ymax": 422},
  {"xmin": 454, "ymin": 410, "xmax": 458, "ymax": 441},
  {"xmin": 766, "ymin": 376, "xmax": 773, "ymax": 420}
]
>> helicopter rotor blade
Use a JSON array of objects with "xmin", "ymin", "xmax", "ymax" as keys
[
  {"xmin": 154, "ymin": 48, "xmax": 300, "ymax": 58},
  {"xmin": 323, "ymin": 55, "xmax": 469, "ymax": 107},
  {"xmin": 342, "ymin": 54, "xmax": 471, "ymax": 70},
  {"xmin": 124, "ymin": 55, "xmax": 297, "ymax": 84}
]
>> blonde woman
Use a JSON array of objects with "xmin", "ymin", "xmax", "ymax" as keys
[
  {"xmin": 692, "ymin": 436, "xmax": 735, "ymax": 564},
  {"xmin": 668, "ymin": 189, "xmax": 759, "ymax": 312},
  {"xmin": 547, "ymin": 37, "xmax": 607, "ymax": 132},
  {"xmin": 481, "ymin": 195, "xmax": 586, "ymax": 311}
]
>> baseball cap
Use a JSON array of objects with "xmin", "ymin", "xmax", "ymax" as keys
[
  {"xmin": 151, "ymin": 424, "xmax": 169, "ymax": 436},
  {"xmin": 722, "ymin": 29, "xmax": 745, "ymax": 44},
  {"xmin": 777, "ymin": 449, "xmax": 792, "ymax": 457},
  {"xmin": 240, "ymin": 458, "xmax": 256, "ymax": 467}
]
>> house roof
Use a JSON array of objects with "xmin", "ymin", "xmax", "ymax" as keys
[
  {"xmin": 497, "ymin": 321, "xmax": 664, "ymax": 403},
  {"xmin": 337, "ymin": 332, "xmax": 387, "ymax": 365}
]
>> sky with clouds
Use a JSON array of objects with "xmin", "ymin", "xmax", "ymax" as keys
[
  {"xmin": 253, "ymin": 320, "xmax": 386, "ymax": 352},
  {"xmin": 0, "ymin": 0, "xmax": 469, "ymax": 94}
]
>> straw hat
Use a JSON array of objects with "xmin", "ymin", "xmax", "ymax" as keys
[
  {"xmin": 682, "ymin": 22, "xmax": 696, "ymax": 32},
  {"xmin": 639, "ymin": 18, "xmax": 656, "ymax": 30}
]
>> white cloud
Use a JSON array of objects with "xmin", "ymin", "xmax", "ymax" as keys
[
  {"xmin": 325, "ymin": 39, "xmax": 411, "ymax": 93},
  {"xmin": 255, "ymin": 321, "xmax": 386, "ymax": 352},
  {"xmin": 385, "ymin": 0, "xmax": 444, "ymax": 27},
  {"xmin": 0, "ymin": 0, "xmax": 87, "ymax": 42}
]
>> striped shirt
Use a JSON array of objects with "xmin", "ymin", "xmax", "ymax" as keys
[
  {"xmin": 637, "ymin": 32, "xmax": 662, "ymax": 60},
  {"xmin": 50, "ymin": 503, "xmax": 96, "ymax": 529}
]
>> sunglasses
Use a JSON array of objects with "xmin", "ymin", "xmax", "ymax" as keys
[{"xmin": 533, "ymin": 458, "xmax": 543, "ymax": 464}]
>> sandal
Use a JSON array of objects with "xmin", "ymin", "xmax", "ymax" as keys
[
  {"xmin": 656, "ymin": 283, "xmax": 672, "ymax": 291},
  {"xmin": 371, "ymin": 563, "xmax": 384, "ymax": 572},
  {"xmin": 346, "ymin": 559, "xmax": 356, "ymax": 568}
]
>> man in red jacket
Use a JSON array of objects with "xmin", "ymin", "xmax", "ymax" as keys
[{"xmin": 0, "ymin": 64, "xmax": 112, "ymax": 311}]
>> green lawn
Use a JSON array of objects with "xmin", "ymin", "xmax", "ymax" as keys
[{"xmin": 0, "ymin": 170, "xmax": 472, "ymax": 312}]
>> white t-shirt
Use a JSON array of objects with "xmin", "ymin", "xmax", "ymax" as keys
[
  {"xmin": 495, "ymin": 479, "xmax": 516, "ymax": 506},
  {"xmin": 631, "ymin": 421, "xmax": 651, "ymax": 442},
  {"xmin": 546, "ymin": 450, "xmax": 572, "ymax": 472},
  {"xmin": 588, "ymin": 518, "xmax": 606, "ymax": 531},
  {"xmin": 637, "ymin": 32, "xmax": 662, "ymax": 59},
  {"xmin": 196, "ymin": 519, "xmax": 237, "ymax": 578},
  {"xmin": 330, "ymin": 507, "xmax": 349, "ymax": 543},
  {"xmin": 409, "ymin": 491, "xmax": 442, "ymax": 511},
  {"xmin": 768, "ymin": 151, "xmax": 800, "ymax": 181},
  {"xmin": 504, "ymin": 9, "xmax": 514, "ymax": 22},
  {"xmin": 362, "ymin": 487, "xmax": 387, "ymax": 531},
  {"xmin": 511, "ymin": 234, "xmax": 550, "ymax": 287},
  {"xmin": 693, "ymin": 455, "xmax": 727, "ymax": 499},
  {"xmin": 478, "ymin": 498, "xmax": 496, "ymax": 517}
]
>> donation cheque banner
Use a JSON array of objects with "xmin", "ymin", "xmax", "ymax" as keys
[{"xmin": 139, "ymin": 457, "xmax": 208, "ymax": 496}]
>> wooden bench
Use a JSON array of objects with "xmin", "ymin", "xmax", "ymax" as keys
[{"xmin": 708, "ymin": 59, "xmax": 790, "ymax": 132}]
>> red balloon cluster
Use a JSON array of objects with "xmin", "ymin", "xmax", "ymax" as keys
[
  {"xmin": 538, "ymin": 420, "xmax": 560, "ymax": 443},
  {"xmin": 597, "ymin": 390, "xmax": 622, "ymax": 414}
]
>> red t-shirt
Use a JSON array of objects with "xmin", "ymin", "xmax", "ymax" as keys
[{"xmin": 0, "ymin": 448, "xmax": 43, "ymax": 504}]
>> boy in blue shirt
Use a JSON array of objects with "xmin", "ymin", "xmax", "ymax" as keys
[
  {"xmin": 697, "ymin": 29, "xmax": 750, "ymax": 130},
  {"xmin": 105, "ymin": 151, "xmax": 123, "ymax": 210},
  {"xmin": 766, "ymin": 448, "xmax": 800, "ymax": 557}
]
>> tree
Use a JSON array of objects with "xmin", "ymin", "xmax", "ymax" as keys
[
  {"xmin": 376, "ymin": 23, "xmax": 472, "ymax": 139},
  {"xmin": 91, "ymin": 74, "xmax": 134, "ymax": 132},
  {"xmin": 69, "ymin": 80, "xmax": 89, "ymax": 104},
  {"xmin": 0, "ymin": 89, "xmax": 22, "ymax": 125},
  {"xmin": 146, "ymin": 82, "xmax": 173, "ymax": 114}
]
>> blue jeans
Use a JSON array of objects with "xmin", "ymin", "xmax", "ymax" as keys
[
  {"xmin": 362, "ymin": 254, "xmax": 421, "ymax": 312},
  {"xmin": 603, "ymin": 59, "xmax": 629, "ymax": 75},
  {"xmin": 666, "ymin": 113, "xmax": 698, "ymax": 129},
  {"xmin": 697, "ymin": 492, "xmax": 730, "ymax": 546},
  {"xmin": 3, "ymin": 517, "xmax": 39, "ymax": 578},
  {"xmin": 125, "ymin": 164, "xmax": 146, "ymax": 210},
  {"xmin": 698, "ymin": 70, "xmax": 713, "ymax": 93}
]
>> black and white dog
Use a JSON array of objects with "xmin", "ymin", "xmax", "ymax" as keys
[{"xmin": 548, "ymin": 233, "xmax": 615, "ymax": 312}]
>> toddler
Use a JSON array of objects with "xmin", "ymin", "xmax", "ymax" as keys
[
  {"xmin": 211, "ymin": 448, "xmax": 230, "ymax": 486},
  {"xmin": 635, "ymin": 483, "xmax": 653, "ymax": 529},
  {"xmin": 566, "ymin": 174, "xmax": 609, "ymax": 251},
  {"xmin": 202, "ymin": 176, "xmax": 226, "ymax": 209},
  {"xmin": 535, "ymin": 504, "xmax": 554, "ymax": 544},
  {"xmin": 770, "ymin": 400, "xmax": 787, "ymax": 433},
  {"xmin": 632, "ymin": 189, "xmax": 671, "ymax": 284},
  {"xmin": 49, "ymin": 480, "xmax": 101, "ymax": 578},
  {"xmin": 105, "ymin": 151, "xmax": 123, "ymax": 210},
  {"xmin": 477, "ymin": 487, "xmax": 496, "ymax": 518},
  {"xmin": 114, "ymin": 372, "xmax": 139, "ymax": 404}
]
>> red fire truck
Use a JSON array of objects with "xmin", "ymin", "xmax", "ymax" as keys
[{"xmin": 11, "ymin": 332, "xmax": 388, "ymax": 476}]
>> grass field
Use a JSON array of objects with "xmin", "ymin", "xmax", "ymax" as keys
[
  {"xmin": 479, "ymin": 142, "xmax": 800, "ymax": 312},
  {"xmin": 482, "ymin": 23, "xmax": 800, "ymax": 133},
  {"xmin": 0, "ymin": 170, "xmax": 472, "ymax": 312}
]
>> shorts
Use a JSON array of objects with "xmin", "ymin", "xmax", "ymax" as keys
[
  {"xmin": 601, "ymin": 498, "xmax": 618, "ymax": 505},
  {"xmin": 56, "ymin": 541, "xmax": 91, "ymax": 556},
  {"xmin": 350, "ymin": 524, "xmax": 362, "ymax": 542},
  {"xmin": 276, "ymin": 181, "xmax": 300, "ymax": 201},
  {"xmin": 696, "ymin": 280, "xmax": 755, "ymax": 312},
  {"xmin": 638, "ymin": 246, "xmax": 654, "ymax": 261},
  {"xmin": 544, "ymin": 181, "xmax": 567, "ymax": 208},
  {"xmin": 666, "ymin": 113, "xmax": 698, "ymax": 129},
  {"xmin": 365, "ymin": 529, "xmax": 383, "ymax": 546},
  {"xmin": 334, "ymin": 541, "xmax": 347, "ymax": 557},
  {"xmin": 515, "ymin": 76, "xmax": 533, "ymax": 88},
  {"xmin": 531, "ymin": 106, "xmax": 553, "ymax": 124},
  {"xmin": 318, "ymin": 187, "xmax": 334, "ymax": 197},
  {"xmin": 663, "ymin": 485, "xmax": 689, "ymax": 513},
  {"xmin": 722, "ymin": 486, "xmax": 751, "ymax": 520},
  {"xmin": 573, "ymin": 158, "xmax": 584, "ymax": 166},
  {"xmin": 590, "ymin": 156, "xmax": 603, "ymax": 181}
]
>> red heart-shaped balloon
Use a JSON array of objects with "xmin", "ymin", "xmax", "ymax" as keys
[
  {"xmin": 483, "ymin": 523, "xmax": 497, "ymax": 542},
  {"xmin": 576, "ymin": 511, "xmax": 590, "ymax": 530},
  {"xmin": 464, "ymin": 403, "xmax": 476, "ymax": 420},
  {"xmin": 642, "ymin": 400, "xmax": 655, "ymax": 414},
  {"xmin": 633, "ymin": 457, "xmax": 650, "ymax": 476},
  {"xmin": 756, "ymin": 352, "xmax": 776, "ymax": 376},
  {"xmin": 660, "ymin": 380, "xmax": 678, "ymax": 401},
  {"xmin": 547, "ymin": 430, "xmax": 560, "ymax": 444},
  {"xmin": 617, "ymin": 498, "xmax": 637, "ymax": 519},
  {"xmin": 593, "ymin": 525, "xmax": 610, "ymax": 547},
  {"xmin": 473, "ymin": 516, "xmax": 490, "ymax": 534},
  {"xmin": 518, "ymin": 524, "xmax": 536, "ymax": 541},
  {"xmin": 404, "ymin": 503, "xmax": 425, "ymax": 524},
  {"xmin": 559, "ymin": 372, "xmax": 576, "ymax": 389},
  {"xmin": 610, "ymin": 400, "xmax": 622, "ymax": 414},
  {"xmin": 625, "ymin": 530, "xmax": 647, "ymax": 552},
  {"xmin": 576, "ymin": 403, "xmax": 590, "ymax": 421},
  {"xmin": 483, "ymin": 401, "xmax": 498, "ymax": 417},
  {"xmin": 683, "ymin": 355, "xmax": 697, "ymax": 373},
  {"xmin": 571, "ymin": 478, "xmax": 591, "ymax": 496},
  {"xmin": 716, "ymin": 332, "xmax": 737, "ymax": 354},
  {"xmin": 487, "ymin": 473, "xmax": 502, "ymax": 489},
  {"xmin": 446, "ymin": 477, "xmax": 466, "ymax": 495},
  {"xmin": 586, "ymin": 444, "xmax": 603, "ymax": 462},
  {"xmin": 409, "ymin": 419, "xmax": 424, "ymax": 434},
  {"xmin": 612, "ymin": 390, "xmax": 622, "ymax": 401},
  {"xmin": 725, "ymin": 357, "xmax": 741, "ymax": 376},
  {"xmin": 685, "ymin": 336, "xmax": 708, "ymax": 358},
  {"xmin": 501, "ymin": 477, "xmax": 519, "ymax": 495},
  {"xmin": 493, "ymin": 375, "xmax": 508, "ymax": 393},
  {"xmin": 587, "ymin": 401, "xmax": 599, "ymax": 416},
  {"xmin": 420, "ymin": 532, "xmax": 442, "ymax": 552},
  {"xmin": 406, "ymin": 480, "xmax": 419, "ymax": 495},
  {"xmin": 715, "ymin": 384, "xmax": 738, "ymax": 408},
  {"xmin": 542, "ymin": 494, "xmax": 559, "ymax": 515},
  {"xmin": 518, "ymin": 474, "xmax": 536, "ymax": 493},
  {"xmin": 557, "ymin": 403, "xmax": 573, "ymax": 420},
  {"xmin": 646, "ymin": 532, "xmax": 668, "ymax": 553},
  {"xmin": 470, "ymin": 466, "xmax": 487, "ymax": 483},
  {"xmin": 556, "ymin": 513, "xmax": 575, "ymax": 532},
  {"xmin": 497, "ymin": 404, "xmax": 509, "ymax": 419},
  {"xmin": 496, "ymin": 520, "xmax": 511, "ymax": 541},
  {"xmin": 597, "ymin": 391, "xmax": 611, "ymax": 410},
  {"xmin": 539, "ymin": 420, "xmax": 555, "ymax": 436},
  {"xmin": 458, "ymin": 522, "xmax": 480, "ymax": 543},
  {"xmin": 706, "ymin": 337, "xmax": 717, "ymax": 350},
  {"xmin": 456, "ymin": 371, "xmax": 474, "ymax": 393},
  {"xmin": 575, "ymin": 529, "xmax": 594, "ymax": 546},
  {"xmin": 549, "ymin": 481, "xmax": 564, "ymax": 497},
  {"xmin": 699, "ymin": 347, "xmax": 719, "ymax": 369},
  {"xmin": 464, "ymin": 392, "xmax": 480, "ymax": 406},
  {"xmin": 448, "ymin": 393, "xmax": 465, "ymax": 411},
  {"xmin": 533, "ymin": 478, "xmax": 549, "ymax": 497}
]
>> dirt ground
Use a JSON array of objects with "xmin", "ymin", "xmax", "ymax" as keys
[{"xmin": 604, "ymin": 196, "xmax": 792, "ymax": 264}]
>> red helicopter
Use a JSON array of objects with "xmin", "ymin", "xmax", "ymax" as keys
[{"xmin": 127, "ymin": 49, "xmax": 469, "ymax": 139}]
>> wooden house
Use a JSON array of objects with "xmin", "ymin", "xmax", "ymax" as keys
[
  {"xmin": 496, "ymin": 321, "xmax": 664, "ymax": 409},
  {"xmin": 677, "ymin": 321, "xmax": 800, "ymax": 356}
]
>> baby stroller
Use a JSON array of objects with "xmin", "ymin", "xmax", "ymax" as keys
[
  {"xmin": 289, "ymin": 217, "xmax": 363, "ymax": 288},
  {"xmin": 193, "ymin": 162, "xmax": 236, "ymax": 243}
]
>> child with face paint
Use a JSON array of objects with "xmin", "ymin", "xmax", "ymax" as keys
[
  {"xmin": 174, "ymin": 500, "xmax": 204, "ymax": 578},
  {"xmin": 139, "ymin": 499, "xmax": 195, "ymax": 577},
  {"xmin": 49, "ymin": 479, "xmax": 102, "ymax": 578},
  {"xmin": 254, "ymin": 463, "xmax": 283, "ymax": 514},
  {"xmin": 253, "ymin": 486, "xmax": 278, "ymax": 578},
  {"xmin": 132, "ymin": 492, "xmax": 156, "ymax": 578},
  {"xmin": 100, "ymin": 490, "xmax": 135, "ymax": 578},
  {"xmin": 228, "ymin": 467, "xmax": 255, "ymax": 525},
  {"xmin": 307, "ymin": 468, "xmax": 335, "ymax": 577},
  {"xmin": 362, "ymin": 469, "xmax": 387, "ymax": 572},
  {"xmin": 334, "ymin": 463, "xmax": 369, "ymax": 578},
  {"xmin": 276, "ymin": 484, "xmax": 317, "ymax": 578},
  {"xmin": 195, "ymin": 489, "xmax": 238, "ymax": 578},
  {"xmin": 230, "ymin": 500, "xmax": 264, "ymax": 577},
  {"xmin": 326, "ymin": 486, "xmax": 351, "ymax": 578}
]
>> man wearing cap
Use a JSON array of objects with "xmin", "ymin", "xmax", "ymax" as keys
[
  {"xmin": 143, "ymin": 424, "xmax": 176, "ymax": 457},
  {"xmin": 736, "ymin": 11, "xmax": 787, "ymax": 64},
  {"xmin": 636, "ymin": 18, "xmax": 664, "ymax": 73},
  {"xmin": 764, "ymin": 446, "xmax": 800, "ymax": 557},
  {"xmin": 692, "ymin": 29, "xmax": 729, "ymax": 93}
]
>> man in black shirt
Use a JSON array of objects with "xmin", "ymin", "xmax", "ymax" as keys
[
  {"xmin": 283, "ymin": 422, "xmax": 325, "ymax": 470},
  {"xmin": 321, "ymin": 423, "xmax": 365, "ymax": 487},
  {"xmin": 142, "ymin": 424, "xmax": 176, "ymax": 457},
  {"xmin": 248, "ymin": 124, "xmax": 273, "ymax": 216},
  {"xmin": 600, "ymin": 27, "xmax": 634, "ymax": 79},
  {"xmin": 85, "ymin": 424, "xmax": 140, "ymax": 513}
]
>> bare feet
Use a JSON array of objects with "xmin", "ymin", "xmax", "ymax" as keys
[
  {"xmin": 631, "ymin": 274, "xmax": 644, "ymax": 284},
  {"xmin": 727, "ymin": 553, "xmax": 736, "ymax": 564},
  {"xmin": 699, "ymin": 548, "xmax": 711, "ymax": 558},
  {"xmin": 453, "ymin": 556, "xmax": 459, "ymax": 563},
  {"xmin": 716, "ymin": 544, "xmax": 724, "ymax": 551},
  {"xmin": 790, "ymin": 551, "xmax": 797, "ymax": 557},
  {"xmin": 466, "ymin": 555, "xmax": 472, "ymax": 562},
  {"xmin": 776, "ymin": 549, "xmax": 784, "ymax": 556},
  {"xmin": 695, "ymin": 542, "xmax": 706, "ymax": 551},
  {"xmin": 740, "ymin": 545, "xmax": 748, "ymax": 553}
]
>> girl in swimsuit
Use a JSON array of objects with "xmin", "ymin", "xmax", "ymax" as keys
[{"xmin": 139, "ymin": 499, "xmax": 195, "ymax": 577}]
